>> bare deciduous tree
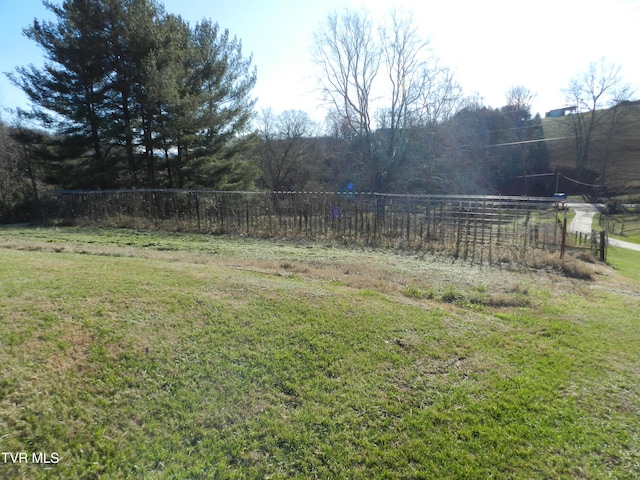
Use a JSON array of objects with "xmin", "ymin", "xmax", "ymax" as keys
[
  {"xmin": 562, "ymin": 59, "xmax": 634, "ymax": 179},
  {"xmin": 257, "ymin": 109, "xmax": 318, "ymax": 191},
  {"xmin": 504, "ymin": 85, "xmax": 535, "ymax": 125},
  {"xmin": 312, "ymin": 8, "xmax": 462, "ymax": 192},
  {"xmin": 312, "ymin": 9, "xmax": 380, "ymax": 138},
  {"xmin": 500, "ymin": 86, "xmax": 550, "ymax": 193},
  {"xmin": 416, "ymin": 63, "xmax": 464, "ymax": 126},
  {"xmin": 379, "ymin": 9, "xmax": 429, "ymax": 130}
]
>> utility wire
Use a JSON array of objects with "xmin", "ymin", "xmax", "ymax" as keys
[
  {"xmin": 517, "ymin": 171, "xmax": 602, "ymax": 188},
  {"xmin": 487, "ymin": 136, "xmax": 571, "ymax": 147},
  {"xmin": 558, "ymin": 173, "xmax": 601, "ymax": 187}
]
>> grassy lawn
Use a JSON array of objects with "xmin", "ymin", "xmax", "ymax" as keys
[
  {"xmin": 607, "ymin": 246, "xmax": 640, "ymax": 284},
  {"xmin": 1, "ymin": 226, "xmax": 639, "ymax": 479}
]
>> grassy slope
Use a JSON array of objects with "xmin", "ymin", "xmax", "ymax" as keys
[
  {"xmin": 0, "ymin": 227, "xmax": 639, "ymax": 479},
  {"xmin": 541, "ymin": 103, "xmax": 640, "ymax": 198},
  {"xmin": 607, "ymin": 246, "xmax": 640, "ymax": 284}
]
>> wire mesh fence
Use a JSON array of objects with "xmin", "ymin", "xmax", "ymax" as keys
[{"xmin": 40, "ymin": 189, "xmax": 603, "ymax": 265}]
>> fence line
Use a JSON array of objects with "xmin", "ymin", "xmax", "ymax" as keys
[{"xmin": 40, "ymin": 190, "xmax": 604, "ymax": 265}]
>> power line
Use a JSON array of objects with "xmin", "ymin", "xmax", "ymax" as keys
[
  {"xmin": 558, "ymin": 174, "xmax": 601, "ymax": 187},
  {"xmin": 517, "ymin": 171, "xmax": 602, "ymax": 188},
  {"xmin": 487, "ymin": 136, "xmax": 571, "ymax": 147},
  {"xmin": 516, "ymin": 172, "xmax": 556, "ymax": 178},
  {"xmin": 489, "ymin": 123, "xmax": 547, "ymax": 134}
]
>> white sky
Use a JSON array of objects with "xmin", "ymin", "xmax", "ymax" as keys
[{"xmin": 1, "ymin": 0, "xmax": 639, "ymax": 124}]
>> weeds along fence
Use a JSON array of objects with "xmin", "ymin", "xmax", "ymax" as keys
[{"xmin": 42, "ymin": 189, "xmax": 581, "ymax": 264}]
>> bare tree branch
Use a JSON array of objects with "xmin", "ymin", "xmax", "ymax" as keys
[{"xmin": 562, "ymin": 59, "xmax": 634, "ymax": 179}]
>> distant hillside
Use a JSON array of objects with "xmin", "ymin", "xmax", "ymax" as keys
[{"xmin": 541, "ymin": 102, "xmax": 640, "ymax": 199}]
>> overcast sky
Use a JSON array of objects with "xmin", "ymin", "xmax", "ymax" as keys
[{"xmin": 1, "ymin": 0, "xmax": 639, "ymax": 124}]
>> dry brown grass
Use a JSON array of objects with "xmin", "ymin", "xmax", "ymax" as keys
[
  {"xmin": 0, "ymin": 226, "xmax": 617, "ymax": 313},
  {"xmin": 528, "ymin": 250, "xmax": 597, "ymax": 280},
  {"xmin": 542, "ymin": 103, "xmax": 640, "ymax": 198}
]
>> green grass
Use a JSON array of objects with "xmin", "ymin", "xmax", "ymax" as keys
[
  {"xmin": 1, "ymin": 226, "xmax": 639, "ymax": 478},
  {"xmin": 607, "ymin": 246, "xmax": 640, "ymax": 284}
]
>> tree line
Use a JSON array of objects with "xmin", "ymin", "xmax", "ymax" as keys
[{"xmin": 0, "ymin": 1, "xmax": 634, "ymax": 222}]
